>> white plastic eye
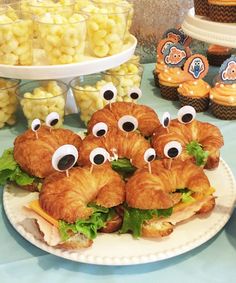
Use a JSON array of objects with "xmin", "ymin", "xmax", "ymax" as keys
[
  {"xmin": 99, "ymin": 83, "xmax": 117, "ymax": 102},
  {"xmin": 89, "ymin": 147, "xmax": 110, "ymax": 165},
  {"xmin": 46, "ymin": 112, "xmax": 59, "ymax": 127},
  {"xmin": 92, "ymin": 122, "xmax": 108, "ymax": 137},
  {"xmin": 31, "ymin": 119, "xmax": 41, "ymax": 132},
  {"xmin": 161, "ymin": 112, "xmax": 171, "ymax": 128},
  {"xmin": 128, "ymin": 87, "xmax": 142, "ymax": 100},
  {"xmin": 164, "ymin": 141, "xmax": 182, "ymax": 159},
  {"xmin": 144, "ymin": 148, "xmax": 156, "ymax": 163},
  {"xmin": 52, "ymin": 144, "xmax": 78, "ymax": 172},
  {"xmin": 118, "ymin": 115, "xmax": 138, "ymax": 133},
  {"xmin": 177, "ymin": 106, "xmax": 196, "ymax": 124}
]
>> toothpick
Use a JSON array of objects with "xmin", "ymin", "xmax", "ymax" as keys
[
  {"xmin": 35, "ymin": 131, "xmax": 39, "ymax": 140},
  {"xmin": 109, "ymin": 101, "xmax": 112, "ymax": 111},
  {"xmin": 49, "ymin": 127, "xmax": 52, "ymax": 133},
  {"xmin": 66, "ymin": 170, "xmax": 69, "ymax": 177},
  {"xmin": 148, "ymin": 162, "xmax": 152, "ymax": 174},
  {"xmin": 90, "ymin": 164, "xmax": 94, "ymax": 173},
  {"xmin": 167, "ymin": 159, "xmax": 172, "ymax": 170}
]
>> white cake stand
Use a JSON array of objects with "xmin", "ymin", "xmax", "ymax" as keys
[
  {"xmin": 0, "ymin": 35, "xmax": 137, "ymax": 80},
  {"xmin": 182, "ymin": 8, "xmax": 236, "ymax": 48}
]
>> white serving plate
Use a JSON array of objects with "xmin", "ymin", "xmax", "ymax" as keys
[
  {"xmin": 182, "ymin": 8, "xmax": 236, "ymax": 48},
  {"xmin": 3, "ymin": 158, "xmax": 236, "ymax": 266},
  {"xmin": 0, "ymin": 36, "xmax": 137, "ymax": 80}
]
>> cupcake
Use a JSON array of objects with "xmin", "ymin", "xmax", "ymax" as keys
[
  {"xmin": 179, "ymin": 54, "xmax": 210, "ymax": 112},
  {"xmin": 178, "ymin": 80, "xmax": 211, "ymax": 112},
  {"xmin": 153, "ymin": 59, "xmax": 168, "ymax": 87},
  {"xmin": 194, "ymin": 0, "xmax": 209, "ymax": 17},
  {"xmin": 159, "ymin": 43, "xmax": 188, "ymax": 101},
  {"xmin": 210, "ymin": 56, "xmax": 236, "ymax": 120},
  {"xmin": 159, "ymin": 67, "xmax": 189, "ymax": 101},
  {"xmin": 208, "ymin": 0, "xmax": 236, "ymax": 23},
  {"xmin": 210, "ymin": 83, "xmax": 236, "ymax": 119},
  {"xmin": 207, "ymin": 45, "xmax": 232, "ymax": 67}
]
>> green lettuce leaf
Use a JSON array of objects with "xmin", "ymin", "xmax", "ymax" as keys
[
  {"xmin": 58, "ymin": 204, "xmax": 114, "ymax": 241},
  {"xmin": 176, "ymin": 188, "xmax": 195, "ymax": 203},
  {"xmin": 119, "ymin": 206, "xmax": 173, "ymax": 238},
  {"xmin": 0, "ymin": 148, "xmax": 35, "ymax": 186},
  {"xmin": 186, "ymin": 141, "xmax": 209, "ymax": 166},
  {"xmin": 111, "ymin": 158, "xmax": 136, "ymax": 180}
]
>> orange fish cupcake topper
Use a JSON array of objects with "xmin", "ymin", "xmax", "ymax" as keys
[
  {"xmin": 163, "ymin": 43, "xmax": 187, "ymax": 68},
  {"xmin": 177, "ymin": 26, "xmax": 192, "ymax": 47},
  {"xmin": 162, "ymin": 28, "xmax": 185, "ymax": 44},
  {"xmin": 157, "ymin": 38, "xmax": 177, "ymax": 61},
  {"xmin": 183, "ymin": 54, "xmax": 209, "ymax": 80},
  {"xmin": 219, "ymin": 55, "xmax": 236, "ymax": 84}
]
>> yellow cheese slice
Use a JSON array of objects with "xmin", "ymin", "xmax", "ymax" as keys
[{"xmin": 28, "ymin": 200, "xmax": 59, "ymax": 228}]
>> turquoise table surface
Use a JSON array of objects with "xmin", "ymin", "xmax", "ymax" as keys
[{"xmin": 0, "ymin": 64, "xmax": 236, "ymax": 283}]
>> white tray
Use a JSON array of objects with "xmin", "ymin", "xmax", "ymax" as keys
[
  {"xmin": 182, "ymin": 8, "xmax": 236, "ymax": 48},
  {"xmin": 0, "ymin": 36, "xmax": 137, "ymax": 80},
  {"xmin": 3, "ymin": 158, "xmax": 236, "ymax": 266}
]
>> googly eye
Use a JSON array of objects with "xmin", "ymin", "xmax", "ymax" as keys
[
  {"xmin": 118, "ymin": 115, "xmax": 138, "ymax": 133},
  {"xmin": 99, "ymin": 83, "xmax": 117, "ymax": 102},
  {"xmin": 177, "ymin": 106, "xmax": 196, "ymax": 124},
  {"xmin": 161, "ymin": 112, "xmax": 171, "ymax": 128},
  {"xmin": 92, "ymin": 122, "xmax": 108, "ymax": 137},
  {"xmin": 31, "ymin": 119, "xmax": 41, "ymax": 132},
  {"xmin": 46, "ymin": 112, "xmax": 59, "ymax": 127},
  {"xmin": 52, "ymin": 144, "xmax": 78, "ymax": 172},
  {"xmin": 164, "ymin": 141, "xmax": 182, "ymax": 159},
  {"xmin": 89, "ymin": 147, "xmax": 110, "ymax": 165},
  {"xmin": 128, "ymin": 87, "xmax": 142, "ymax": 100},
  {"xmin": 144, "ymin": 148, "xmax": 156, "ymax": 163}
]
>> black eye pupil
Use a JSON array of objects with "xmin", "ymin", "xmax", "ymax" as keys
[
  {"xmin": 50, "ymin": 118, "xmax": 59, "ymax": 126},
  {"xmin": 58, "ymin": 154, "xmax": 75, "ymax": 170},
  {"xmin": 103, "ymin": 90, "xmax": 114, "ymax": 100},
  {"xmin": 167, "ymin": 148, "xmax": 179, "ymax": 158},
  {"xmin": 130, "ymin": 92, "xmax": 139, "ymax": 100},
  {"xmin": 34, "ymin": 124, "xmax": 40, "ymax": 131},
  {"xmin": 94, "ymin": 154, "xmax": 105, "ymax": 165},
  {"xmin": 96, "ymin": 129, "xmax": 106, "ymax": 136},
  {"xmin": 164, "ymin": 117, "xmax": 169, "ymax": 127},
  {"xmin": 182, "ymin": 113, "xmax": 193, "ymax": 123},
  {"xmin": 122, "ymin": 122, "xmax": 135, "ymax": 132},
  {"xmin": 147, "ymin": 155, "xmax": 155, "ymax": 162}
]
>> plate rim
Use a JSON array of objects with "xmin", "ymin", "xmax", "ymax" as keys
[{"xmin": 3, "ymin": 158, "xmax": 236, "ymax": 266}]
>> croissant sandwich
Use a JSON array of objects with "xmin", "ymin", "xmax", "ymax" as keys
[
  {"xmin": 0, "ymin": 125, "xmax": 82, "ymax": 191},
  {"xmin": 24, "ymin": 163, "xmax": 125, "ymax": 249},
  {"xmin": 121, "ymin": 159, "xmax": 215, "ymax": 238}
]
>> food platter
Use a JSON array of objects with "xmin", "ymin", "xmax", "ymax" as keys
[
  {"xmin": 3, "ymin": 158, "xmax": 236, "ymax": 266},
  {"xmin": 182, "ymin": 8, "xmax": 236, "ymax": 48},
  {"xmin": 0, "ymin": 36, "xmax": 137, "ymax": 80}
]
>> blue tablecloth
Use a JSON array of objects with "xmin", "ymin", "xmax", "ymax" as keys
[{"xmin": 0, "ymin": 64, "xmax": 236, "ymax": 283}]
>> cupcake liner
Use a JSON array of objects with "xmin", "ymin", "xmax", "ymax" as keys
[
  {"xmin": 194, "ymin": 0, "xmax": 209, "ymax": 17},
  {"xmin": 153, "ymin": 70, "xmax": 160, "ymax": 88},
  {"xmin": 209, "ymin": 4, "xmax": 236, "ymax": 23},
  {"xmin": 178, "ymin": 93, "xmax": 209, "ymax": 112},
  {"xmin": 210, "ymin": 101, "xmax": 236, "ymax": 120},
  {"xmin": 207, "ymin": 52, "xmax": 232, "ymax": 67},
  {"xmin": 159, "ymin": 84, "xmax": 179, "ymax": 101}
]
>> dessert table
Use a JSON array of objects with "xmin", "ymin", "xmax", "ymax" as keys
[{"xmin": 0, "ymin": 63, "xmax": 236, "ymax": 283}]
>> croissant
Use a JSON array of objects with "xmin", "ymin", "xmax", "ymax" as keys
[
  {"xmin": 39, "ymin": 163, "xmax": 125, "ymax": 223},
  {"xmin": 125, "ymin": 159, "xmax": 215, "ymax": 237},
  {"xmin": 87, "ymin": 102, "xmax": 161, "ymax": 137},
  {"xmin": 78, "ymin": 127, "xmax": 151, "ymax": 169},
  {"xmin": 14, "ymin": 126, "xmax": 82, "ymax": 178},
  {"xmin": 152, "ymin": 119, "xmax": 224, "ymax": 169}
]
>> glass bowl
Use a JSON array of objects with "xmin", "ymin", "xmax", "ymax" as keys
[{"xmin": 16, "ymin": 80, "xmax": 68, "ymax": 128}]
